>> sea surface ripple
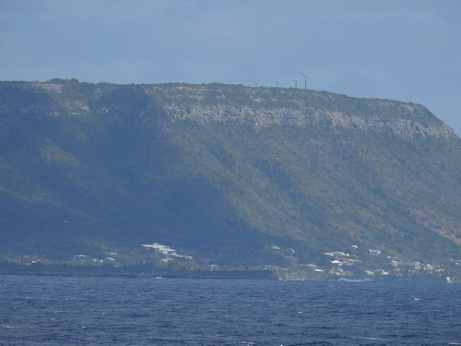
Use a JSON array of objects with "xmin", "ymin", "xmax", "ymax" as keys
[{"xmin": 0, "ymin": 276, "xmax": 460, "ymax": 345}]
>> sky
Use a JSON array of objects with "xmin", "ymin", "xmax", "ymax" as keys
[{"xmin": 1, "ymin": 0, "xmax": 460, "ymax": 135}]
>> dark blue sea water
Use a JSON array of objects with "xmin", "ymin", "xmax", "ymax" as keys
[{"xmin": 0, "ymin": 276, "xmax": 460, "ymax": 345}]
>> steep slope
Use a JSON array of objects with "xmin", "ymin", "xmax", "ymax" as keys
[{"xmin": 1, "ymin": 80, "xmax": 460, "ymax": 266}]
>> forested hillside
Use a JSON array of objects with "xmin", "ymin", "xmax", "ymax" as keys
[{"xmin": 1, "ymin": 79, "xmax": 461, "ymax": 270}]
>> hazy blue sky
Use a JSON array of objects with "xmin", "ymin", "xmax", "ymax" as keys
[{"xmin": 1, "ymin": 0, "xmax": 460, "ymax": 135}]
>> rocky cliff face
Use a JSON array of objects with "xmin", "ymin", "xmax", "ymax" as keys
[
  {"xmin": 7, "ymin": 81, "xmax": 455, "ymax": 138},
  {"xmin": 148, "ymin": 84, "xmax": 455, "ymax": 138}
]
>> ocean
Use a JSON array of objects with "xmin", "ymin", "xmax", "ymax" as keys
[{"xmin": 0, "ymin": 275, "xmax": 460, "ymax": 345}]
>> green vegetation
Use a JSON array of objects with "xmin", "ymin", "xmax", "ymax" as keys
[{"xmin": 0, "ymin": 80, "xmax": 461, "ymax": 278}]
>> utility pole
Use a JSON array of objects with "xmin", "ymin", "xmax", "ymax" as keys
[
  {"xmin": 294, "ymin": 79, "xmax": 298, "ymax": 88},
  {"xmin": 298, "ymin": 72, "xmax": 309, "ymax": 89}
]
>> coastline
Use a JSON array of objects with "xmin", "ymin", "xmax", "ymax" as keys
[{"xmin": 0, "ymin": 261, "xmax": 275, "ymax": 280}]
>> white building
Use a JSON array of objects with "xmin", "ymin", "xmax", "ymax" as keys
[{"xmin": 142, "ymin": 243, "xmax": 177, "ymax": 256}]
